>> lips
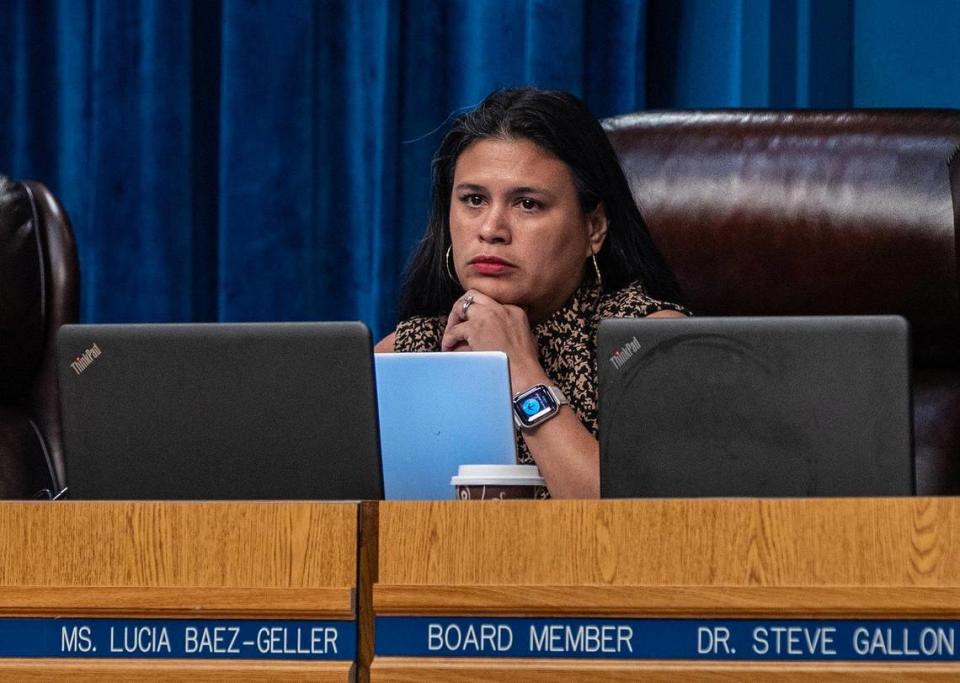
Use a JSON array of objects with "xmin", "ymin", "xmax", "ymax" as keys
[
  {"xmin": 469, "ymin": 255, "xmax": 512, "ymax": 266},
  {"xmin": 468, "ymin": 255, "xmax": 515, "ymax": 275}
]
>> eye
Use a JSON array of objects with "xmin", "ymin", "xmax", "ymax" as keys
[
  {"xmin": 517, "ymin": 197, "xmax": 541, "ymax": 211},
  {"xmin": 459, "ymin": 194, "xmax": 486, "ymax": 207}
]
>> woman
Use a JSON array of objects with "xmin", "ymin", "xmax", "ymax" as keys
[{"xmin": 376, "ymin": 88, "xmax": 689, "ymax": 498}]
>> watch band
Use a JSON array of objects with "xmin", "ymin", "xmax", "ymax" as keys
[{"xmin": 544, "ymin": 385, "xmax": 569, "ymax": 406}]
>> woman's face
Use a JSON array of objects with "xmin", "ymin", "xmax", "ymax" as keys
[{"xmin": 449, "ymin": 137, "xmax": 606, "ymax": 324}]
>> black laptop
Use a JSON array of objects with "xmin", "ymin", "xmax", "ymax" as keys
[
  {"xmin": 58, "ymin": 322, "xmax": 383, "ymax": 500},
  {"xmin": 598, "ymin": 316, "xmax": 913, "ymax": 498}
]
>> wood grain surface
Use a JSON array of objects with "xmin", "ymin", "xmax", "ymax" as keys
[
  {"xmin": 371, "ymin": 657, "xmax": 960, "ymax": 681},
  {"xmin": 373, "ymin": 584, "xmax": 960, "ymax": 617},
  {"xmin": 376, "ymin": 498, "xmax": 960, "ymax": 617},
  {"xmin": 357, "ymin": 500, "xmax": 379, "ymax": 683},
  {"xmin": 0, "ymin": 501, "xmax": 358, "ymax": 618},
  {"xmin": 0, "ymin": 659, "xmax": 353, "ymax": 681}
]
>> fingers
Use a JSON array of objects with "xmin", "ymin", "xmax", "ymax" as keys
[
  {"xmin": 444, "ymin": 290, "xmax": 477, "ymax": 335},
  {"xmin": 442, "ymin": 289, "xmax": 498, "ymax": 347},
  {"xmin": 460, "ymin": 289, "xmax": 499, "ymax": 308},
  {"xmin": 441, "ymin": 290, "xmax": 530, "ymax": 352},
  {"xmin": 455, "ymin": 289, "xmax": 499, "ymax": 322},
  {"xmin": 440, "ymin": 289, "xmax": 500, "ymax": 351},
  {"xmin": 441, "ymin": 320, "xmax": 469, "ymax": 351}
]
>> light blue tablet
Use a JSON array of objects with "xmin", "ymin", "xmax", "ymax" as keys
[{"xmin": 374, "ymin": 352, "xmax": 518, "ymax": 500}]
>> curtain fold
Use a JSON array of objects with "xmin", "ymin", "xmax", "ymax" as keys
[{"xmin": 2, "ymin": 0, "xmax": 958, "ymax": 337}]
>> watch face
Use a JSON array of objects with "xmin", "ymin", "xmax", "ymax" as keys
[{"xmin": 513, "ymin": 385, "xmax": 559, "ymax": 427}]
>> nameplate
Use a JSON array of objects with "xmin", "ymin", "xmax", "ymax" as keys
[
  {"xmin": 0, "ymin": 618, "xmax": 355, "ymax": 659},
  {"xmin": 376, "ymin": 617, "xmax": 960, "ymax": 661}
]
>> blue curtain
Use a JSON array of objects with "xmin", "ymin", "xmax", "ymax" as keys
[{"xmin": 3, "ymin": 0, "xmax": 959, "ymax": 337}]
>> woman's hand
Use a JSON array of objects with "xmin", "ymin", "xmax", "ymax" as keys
[
  {"xmin": 441, "ymin": 289, "xmax": 547, "ymax": 390},
  {"xmin": 441, "ymin": 288, "xmax": 599, "ymax": 498}
]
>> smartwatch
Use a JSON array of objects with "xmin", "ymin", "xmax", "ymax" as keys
[{"xmin": 512, "ymin": 384, "xmax": 569, "ymax": 430}]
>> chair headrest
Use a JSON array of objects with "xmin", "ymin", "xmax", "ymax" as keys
[
  {"xmin": 0, "ymin": 176, "xmax": 45, "ymax": 399},
  {"xmin": 605, "ymin": 110, "xmax": 960, "ymax": 364}
]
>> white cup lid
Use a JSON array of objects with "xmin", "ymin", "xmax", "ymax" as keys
[{"xmin": 450, "ymin": 464, "xmax": 545, "ymax": 487}]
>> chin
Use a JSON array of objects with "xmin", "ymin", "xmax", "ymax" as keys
[{"xmin": 464, "ymin": 279, "xmax": 524, "ymax": 306}]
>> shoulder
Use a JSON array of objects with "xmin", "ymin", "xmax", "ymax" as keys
[
  {"xmin": 597, "ymin": 281, "xmax": 692, "ymax": 319},
  {"xmin": 393, "ymin": 315, "xmax": 446, "ymax": 352}
]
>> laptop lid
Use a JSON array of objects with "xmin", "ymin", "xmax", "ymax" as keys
[
  {"xmin": 598, "ymin": 316, "xmax": 913, "ymax": 498},
  {"xmin": 58, "ymin": 322, "xmax": 382, "ymax": 500},
  {"xmin": 374, "ymin": 352, "xmax": 517, "ymax": 500}
]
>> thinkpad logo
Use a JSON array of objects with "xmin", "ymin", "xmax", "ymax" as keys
[
  {"xmin": 70, "ymin": 343, "xmax": 102, "ymax": 375},
  {"xmin": 609, "ymin": 336, "xmax": 641, "ymax": 370}
]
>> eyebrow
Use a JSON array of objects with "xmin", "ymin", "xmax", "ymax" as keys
[{"xmin": 454, "ymin": 183, "xmax": 554, "ymax": 197}]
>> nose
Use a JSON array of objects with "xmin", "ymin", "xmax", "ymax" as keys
[{"xmin": 478, "ymin": 203, "xmax": 510, "ymax": 244}]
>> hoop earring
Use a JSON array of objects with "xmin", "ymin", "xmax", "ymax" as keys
[
  {"xmin": 591, "ymin": 252, "xmax": 603, "ymax": 289},
  {"xmin": 445, "ymin": 245, "xmax": 457, "ymax": 282}
]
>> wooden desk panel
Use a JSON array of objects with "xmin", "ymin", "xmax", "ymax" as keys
[
  {"xmin": 0, "ymin": 501, "xmax": 360, "ymax": 682},
  {"xmin": 371, "ymin": 657, "xmax": 960, "ymax": 681},
  {"xmin": 376, "ymin": 498, "xmax": 960, "ymax": 616},
  {"xmin": 0, "ymin": 659, "xmax": 354, "ymax": 681},
  {"xmin": 374, "ymin": 499, "xmax": 960, "ymax": 681},
  {"xmin": 0, "ymin": 501, "xmax": 357, "ymax": 618}
]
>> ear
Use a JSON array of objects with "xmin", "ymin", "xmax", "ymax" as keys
[{"xmin": 586, "ymin": 202, "xmax": 609, "ymax": 256}]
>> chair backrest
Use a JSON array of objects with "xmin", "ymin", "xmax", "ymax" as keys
[
  {"xmin": 0, "ymin": 177, "xmax": 79, "ymax": 497},
  {"xmin": 604, "ymin": 110, "xmax": 960, "ymax": 494}
]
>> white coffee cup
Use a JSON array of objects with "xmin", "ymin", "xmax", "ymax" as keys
[{"xmin": 450, "ymin": 464, "xmax": 548, "ymax": 500}]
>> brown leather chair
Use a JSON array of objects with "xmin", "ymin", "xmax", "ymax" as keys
[
  {"xmin": 0, "ymin": 177, "xmax": 79, "ymax": 498},
  {"xmin": 605, "ymin": 110, "xmax": 960, "ymax": 495}
]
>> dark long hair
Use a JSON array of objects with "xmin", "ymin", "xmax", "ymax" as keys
[{"xmin": 398, "ymin": 87, "xmax": 682, "ymax": 319}]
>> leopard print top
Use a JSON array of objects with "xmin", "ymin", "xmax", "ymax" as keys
[{"xmin": 393, "ymin": 280, "xmax": 690, "ymax": 483}]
